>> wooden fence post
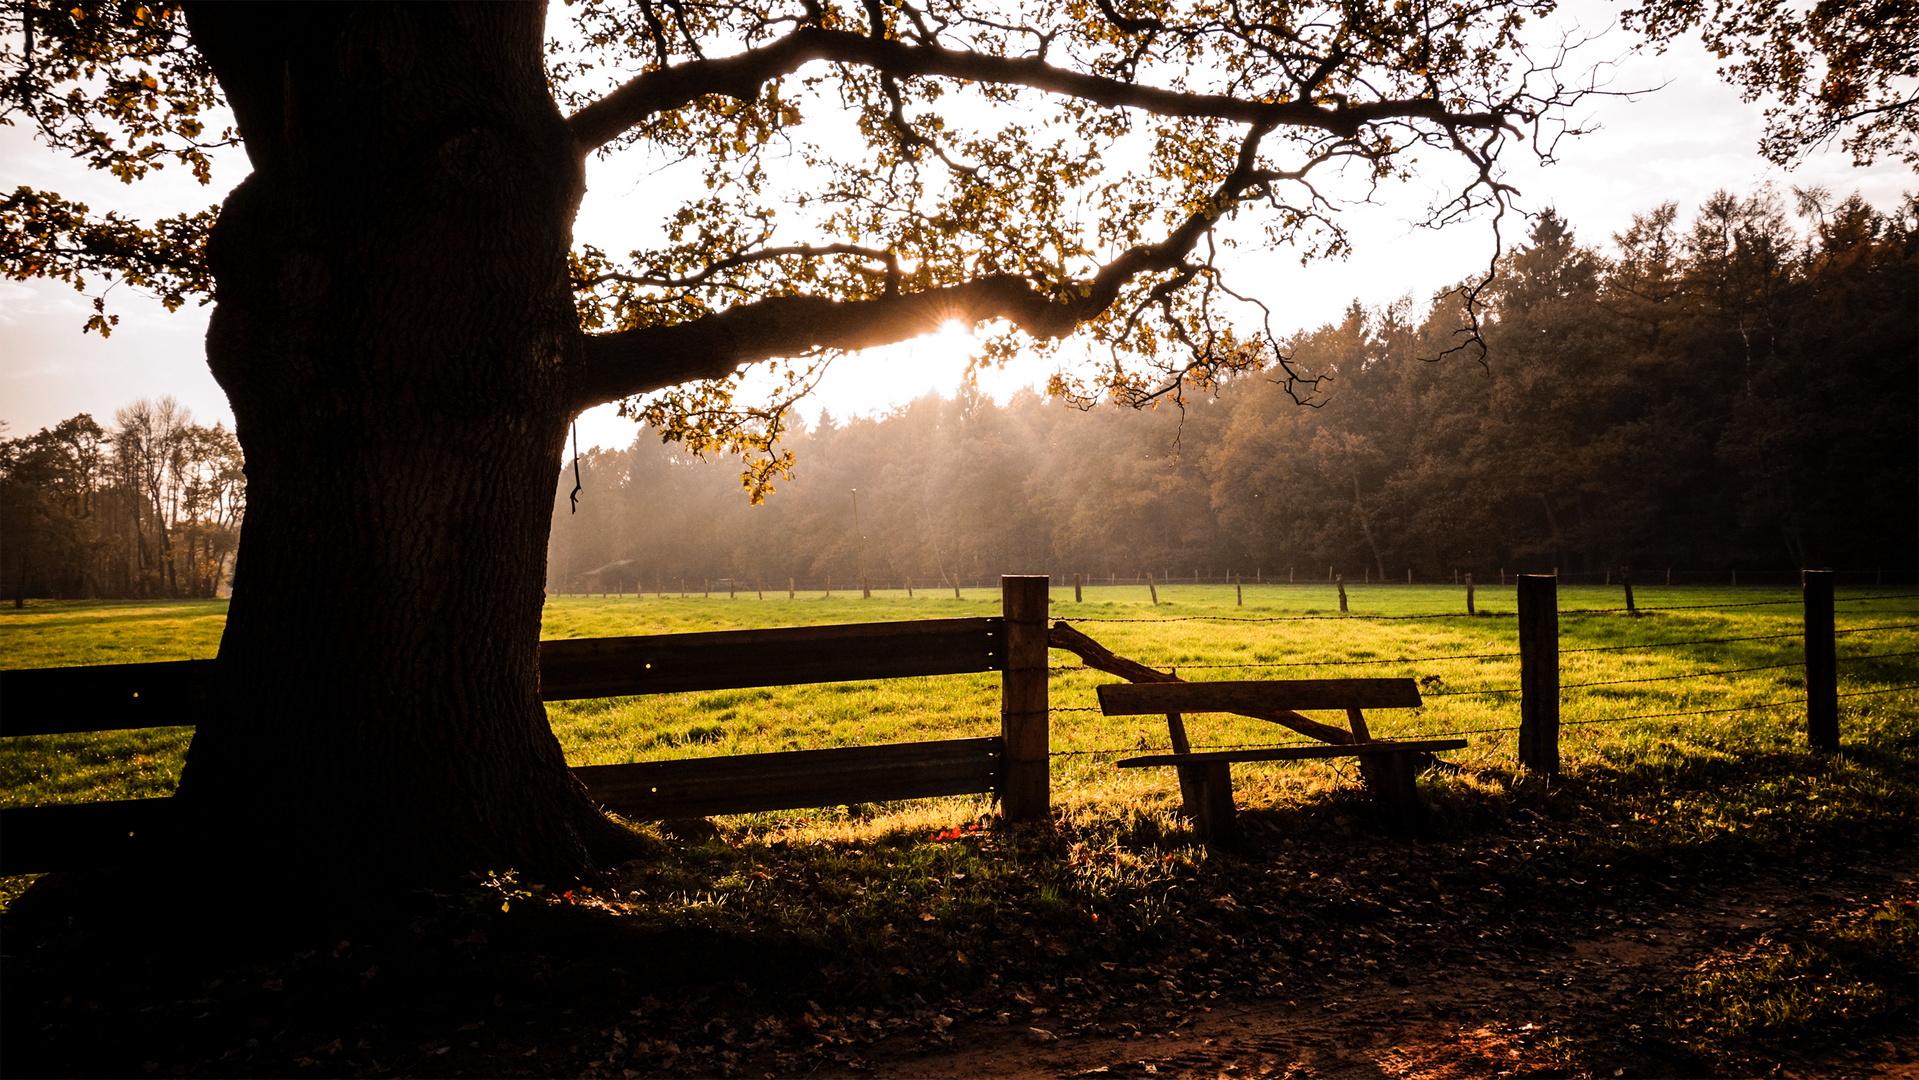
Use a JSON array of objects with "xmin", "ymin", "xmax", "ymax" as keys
[
  {"xmin": 1517, "ymin": 574, "xmax": 1560, "ymax": 776},
  {"xmin": 1074, "ymin": 573, "xmax": 1083, "ymax": 603},
  {"xmin": 1336, "ymin": 574, "xmax": 1347, "ymax": 613},
  {"xmin": 1147, "ymin": 573, "xmax": 1159, "ymax": 605},
  {"xmin": 906, "ymin": 575, "xmax": 913, "ymax": 598},
  {"xmin": 1465, "ymin": 572, "xmax": 1475, "ymax": 615},
  {"xmin": 1001, "ymin": 575, "xmax": 1051, "ymax": 822},
  {"xmin": 1804, "ymin": 569, "xmax": 1838, "ymax": 752},
  {"xmin": 1622, "ymin": 566, "xmax": 1636, "ymax": 616},
  {"xmin": 788, "ymin": 577, "xmax": 795, "ymax": 600},
  {"xmin": 1236, "ymin": 582, "xmax": 1243, "ymax": 607}
]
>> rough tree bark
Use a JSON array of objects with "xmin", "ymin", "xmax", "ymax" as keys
[{"xmin": 178, "ymin": 4, "xmax": 641, "ymax": 887}]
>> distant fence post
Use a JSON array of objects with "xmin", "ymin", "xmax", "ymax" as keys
[
  {"xmin": 1465, "ymin": 572, "xmax": 1475, "ymax": 615},
  {"xmin": 1000, "ymin": 575, "xmax": 1051, "ymax": 822},
  {"xmin": 1147, "ymin": 573, "xmax": 1159, "ymax": 605},
  {"xmin": 1074, "ymin": 573, "xmax": 1083, "ymax": 603},
  {"xmin": 1336, "ymin": 574, "xmax": 1348, "ymax": 613},
  {"xmin": 1804, "ymin": 569, "xmax": 1838, "ymax": 752},
  {"xmin": 788, "ymin": 577, "xmax": 795, "ymax": 600},
  {"xmin": 1517, "ymin": 574, "xmax": 1560, "ymax": 776},
  {"xmin": 1622, "ymin": 566, "xmax": 1636, "ymax": 616}
]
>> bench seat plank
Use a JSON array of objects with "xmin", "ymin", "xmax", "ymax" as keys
[
  {"xmin": 1116, "ymin": 737, "xmax": 1468, "ymax": 769},
  {"xmin": 1097, "ymin": 678, "xmax": 1421, "ymax": 717}
]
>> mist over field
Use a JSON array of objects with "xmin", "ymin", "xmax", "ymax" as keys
[{"xmin": 548, "ymin": 195, "xmax": 1919, "ymax": 595}]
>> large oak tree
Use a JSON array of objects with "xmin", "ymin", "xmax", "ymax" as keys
[{"xmin": 4, "ymin": 0, "xmax": 1628, "ymax": 891}]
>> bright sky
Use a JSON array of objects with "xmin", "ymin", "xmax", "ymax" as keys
[{"xmin": 1, "ymin": 2, "xmax": 1909, "ymax": 451}]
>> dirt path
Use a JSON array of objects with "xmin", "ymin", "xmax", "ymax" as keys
[
  {"xmin": 4, "ymin": 820, "xmax": 1911, "ymax": 1078},
  {"xmin": 858, "ymin": 852, "xmax": 1918, "ymax": 1079}
]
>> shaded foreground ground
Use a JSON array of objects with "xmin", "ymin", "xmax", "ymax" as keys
[{"xmin": 4, "ymin": 763, "xmax": 1914, "ymax": 1080}]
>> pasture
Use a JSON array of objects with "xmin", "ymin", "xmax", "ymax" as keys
[
  {"xmin": 3, "ymin": 584, "xmax": 1915, "ymax": 1076},
  {"xmin": 4, "ymin": 582, "xmax": 1914, "ymax": 836}
]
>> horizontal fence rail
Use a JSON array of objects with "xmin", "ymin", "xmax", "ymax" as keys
[
  {"xmin": 540, "ymin": 617, "xmax": 1004, "ymax": 700},
  {"xmin": 574, "ymin": 737, "xmax": 1001, "ymax": 820},
  {"xmin": 1, "ymin": 659, "xmax": 216, "ymax": 737},
  {"xmin": 1, "ymin": 618, "xmax": 1008, "ymax": 737},
  {"xmin": 0, "ymin": 798, "xmax": 182, "ymax": 875},
  {"xmin": 0, "ymin": 610, "xmax": 1028, "ymax": 872}
]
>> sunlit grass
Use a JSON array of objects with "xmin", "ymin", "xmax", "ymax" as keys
[
  {"xmin": 1663, "ymin": 892, "xmax": 1919, "ymax": 1051},
  {"xmin": 5, "ymin": 587, "xmax": 1911, "ymax": 839}
]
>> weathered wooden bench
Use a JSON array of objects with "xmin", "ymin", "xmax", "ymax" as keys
[{"xmin": 1099, "ymin": 679, "xmax": 1467, "ymax": 842}]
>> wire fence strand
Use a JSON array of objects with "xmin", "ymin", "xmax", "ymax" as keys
[
  {"xmin": 1558, "ymin": 622, "xmax": 1919, "ymax": 654},
  {"xmin": 1059, "ymin": 594, "xmax": 1917, "ymax": 624},
  {"xmin": 1563, "ymin": 684, "xmax": 1919, "ymax": 726},
  {"xmin": 1425, "ymin": 649, "xmax": 1919, "ymax": 697}
]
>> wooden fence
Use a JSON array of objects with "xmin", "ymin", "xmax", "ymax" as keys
[
  {"xmin": 1, "ymin": 570, "xmax": 1881, "ymax": 873},
  {"xmin": 0, "ymin": 577, "xmax": 1052, "ymax": 875}
]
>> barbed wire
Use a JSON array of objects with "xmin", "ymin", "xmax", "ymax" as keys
[
  {"xmin": 1562, "ymin": 684, "xmax": 1919, "ymax": 726},
  {"xmin": 1050, "ymin": 625, "xmax": 1916, "ymax": 673},
  {"xmin": 1424, "ymin": 650, "xmax": 1919, "ymax": 697},
  {"xmin": 1061, "ymin": 594, "xmax": 1917, "ymax": 624},
  {"xmin": 1558, "ymin": 595, "xmax": 1910, "ymax": 614},
  {"xmin": 1556, "ymin": 622, "xmax": 1919, "ymax": 654}
]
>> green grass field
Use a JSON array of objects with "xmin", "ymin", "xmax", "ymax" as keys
[
  {"xmin": 5, "ymin": 586, "xmax": 1917, "ymax": 1072},
  {"xmin": 5, "ymin": 583, "xmax": 1915, "ymax": 834}
]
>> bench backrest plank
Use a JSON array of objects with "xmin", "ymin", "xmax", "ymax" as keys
[{"xmin": 1096, "ymin": 678, "xmax": 1421, "ymax": 716}]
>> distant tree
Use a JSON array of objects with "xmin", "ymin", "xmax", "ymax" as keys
[{"xmin": 1622, "ymin": 0, "xmax": 1919, "ymax": 166}]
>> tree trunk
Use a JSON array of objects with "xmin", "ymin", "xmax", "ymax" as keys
[{"xmin": 177, "ymin": 3, "xmax": 640, "ymax": 892}]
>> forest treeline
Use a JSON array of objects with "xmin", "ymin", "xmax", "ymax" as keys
[
  {"xmin": 549, "ymin": 189, "xmax": 1917, "ymax": 593},
  {"xmin": 1, "ymin": 397, "xmax": 245, "ymax": 601}
]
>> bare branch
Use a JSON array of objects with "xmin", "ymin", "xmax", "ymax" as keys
[{"xmin": 566, "ymin": 26, "xmax": 1513, "ymax": 152}]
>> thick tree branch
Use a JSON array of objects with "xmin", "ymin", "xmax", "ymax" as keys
[
  {"xmin": 567, "ymin": 26, "xmax": 1507, "ymax": 151},
  {"xmin": 573, "ymin": 275, "xmax": 1062, "ymax": 409},
  {"xmin": 573, "ymin": 117, "xmax": 1282, "ymax": 410}
]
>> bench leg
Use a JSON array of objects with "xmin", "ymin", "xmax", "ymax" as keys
[
  {"xmin": 1359, "ymin": 752, "xmax": 1431, "ymax": 838},
  {"xmin": 1175, "ymin": 762, "xmax": 1238, "ymax": 844}
]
